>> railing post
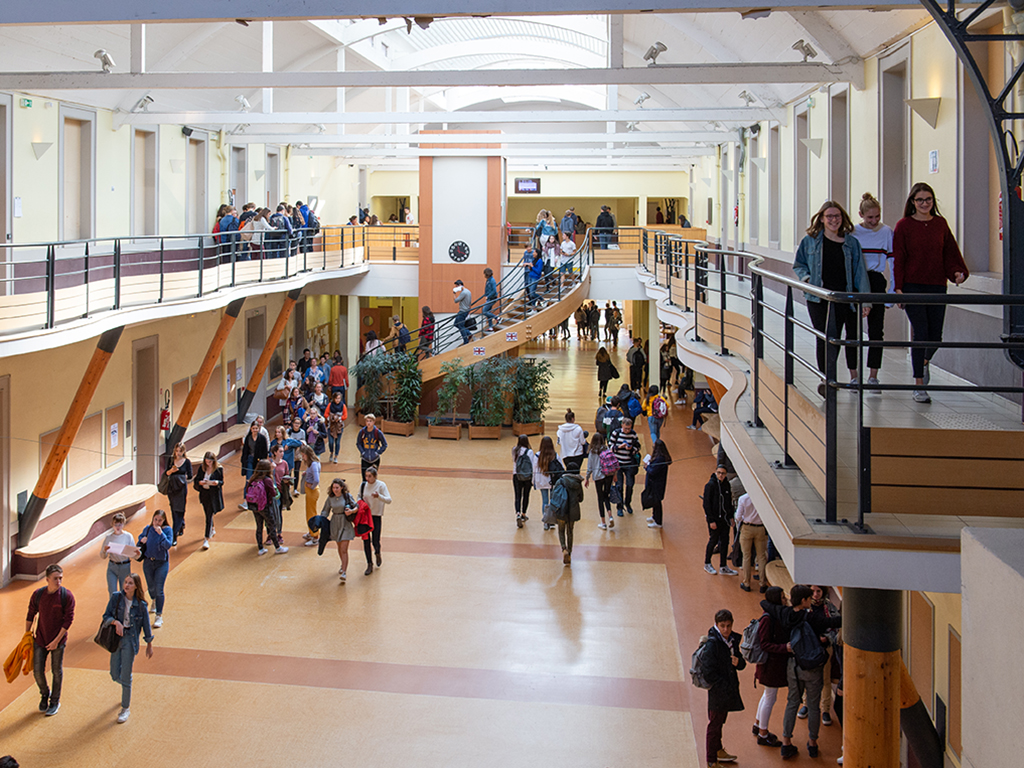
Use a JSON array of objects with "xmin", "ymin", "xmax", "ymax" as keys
[
  {"xmin": 113, "ymin": 239, "xmax": 122, "ymax": 310},
  {"xmin": 719, "ymin": 254, "xmax": 729, "ymax": 356},
  {"xmin": 197, "ymin": 237, "xmax": 204, "ymax": 298},
  {"xmin": 684, "ymin": 242, "xmax": 691, "ymax": 312},
  {"xmin": 694, "ymin": 247, "xmax": 705, "ymax": 344},
  {"xmin": 824, "ymin": 301, "xmax": 839, "ymax": 523},
  {"xmin": 855, "ymin": 299, "xmax": 868, "ymax": 530},
  {"xmin": 228, "ymin": 236, "xmax": 236, "ymax": 290},
  {"xmin": 752, "ymin": 273, "xmax": 764, "ymax": 428},
  {"xmin": 783, "ymin": 287, "xmax": 795, "ymax": 466},
  {"xmin": 45, "ymin": 244, "xmax": 55, "ymax": 328},
  {"xmin": 159, "ymin": 239, "xmax": 167, "ymax": 301},
  {"xmin": 83, "ymin": 240, "xmax": 90, "ymax": 317},
  {"xmin": 666, "ymin": 239, "xmax": 673, "ymax": 303}
]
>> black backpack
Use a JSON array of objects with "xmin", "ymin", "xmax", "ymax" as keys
[
  {"xmin": 548, "ymin": 478, "xmax": 569, "ymax": 519},
  {"xmin": 790, "ymin": 619, "xmax": 827, "ymax": 670},
  {"xmin": 514, "ymin": 450, "xmax": 533, "ymax": 482},
  {"xmin": 307, "ymin": 209, "xmax": 321, "ymax": 234},
  {"xmin": 398, "ymin": 325, "xmax": 411, "ymax": 346}
]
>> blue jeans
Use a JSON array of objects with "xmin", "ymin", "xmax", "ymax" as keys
[
  {"xmin": 327, "ymin": 432, "xmax": 342, "ymax": 457},
  {"xmin": 110, "ymin": 638, "xmax": 136, "ymax": 708},
  {"xmin": 143, "ymin": 559, "xmax": 168, "ymax": 614},
  {"xmin": 527, "ymin": 276, "xmax": 539, "ymax": 305},
  {"xmin": 455, "ymin": 311, "xmax": 472, "ymax": 344},
  {"xmin": 648, "ymin": 416, "xmax": 662, "ymax": 444},
  {"xmin": 33, "ymin": 643, "xmax": 64, "ymax": 703},
  {"xmin": 106, "ymin": 560, "xmax": 131, "ymax": 595},
  {"xmin": 615, "ymin": 466, "xmax": 638, "ymax": 510},
  {"xmin": 483, "ymin": 300, "xmax": 497, "ymax": 328},
  {"xmin": 597, "ymin": 231, "xmax": 611, "ymax": 248}
]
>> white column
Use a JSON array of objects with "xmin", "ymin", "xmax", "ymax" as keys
[
  {"xmin": 346, "ymin": 294, "xmax": 360, "ymax": 407},
  {"xmin": 648, "ymin": 297, "xmax": 661, "ymax": 390},
  {"xmin": 335, "ymin": 49, "xmax": 345, "ymax": 135},
  {"xmin": 261, "ymin": 21, "xmax": 273, "ymax": 113},
  {"xmin": 130, "ymin": 24, "xmax": 146, "ymax": 74}
]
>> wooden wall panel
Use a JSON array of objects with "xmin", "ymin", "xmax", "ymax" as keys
[
  {"xmin": 104, "ymin": 403, "xmax": 125, "ymax": 467},
  {"xmin": 171, "ymin": 378, "xmax": 189, "ymax": 424},
  {"xmin": 948, "ymin": 629, "xmax": 962, "ymax": 758},
  {"xmin": 871, "ymin": 427, "xmax": 1024, "ymax": 459},
  {"xmin": 872, "ymin": 456, "xmax": 1024, "ymax": 489},
  {"xmin": 67, "ymin": 412, "xmax": 102, "ymax": 486},
  {"xmin": 909, "ymin": 592, "xmax": 934, "ymax": 715},
  {"xmin": 871, "ymin": 486, "xmax": 1024, "ymax": 516}
]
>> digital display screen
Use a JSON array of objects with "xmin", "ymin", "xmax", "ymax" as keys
[{"xmin": 515, "ymin": 178, "xmax": 541, "ymax": 194}]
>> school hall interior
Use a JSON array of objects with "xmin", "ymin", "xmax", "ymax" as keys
[{"xmin": 0, "ymin": 2, "xmax": 1022, "ymax": 767}]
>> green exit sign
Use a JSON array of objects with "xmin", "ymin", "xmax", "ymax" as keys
[{"xmin": 20, "ymin": 98, "xmax": 32, "ymax": 108}]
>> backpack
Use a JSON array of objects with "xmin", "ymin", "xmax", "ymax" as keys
[
  {"xmin": 398, "ymin": 325, "xmax": 411, "ymax": 346},
  {"xmin": 306, "ymin": 209, "xmax": 321, "ymax": 234},
  {"xmin": 548, "ymin": 479, "xmax": 569, "ymax": 520},
  {"xmin": 626, "ymin": 395, "xmax": 642, "ymax": 419},
  {"xmin": 514, "ymin": 450, "xmax": 533, "ymax": 482},
  {"xmin": 790, "ymin": 620, "xmax": 827, "ymax": 670},
  {"xmin": 598, "ymin": 448, "xmax": 619, "ymax": 478},
  {"xmin": 689, "ymin": 635, "xmax": 715, "ymax": 689},
  {"xmin": 270, "ymin": 213, "xmax": 288, "ymax": 230},
  {"xmin": 652, "ymin": 396, "xmax": 667, "ymax": 419},
  {"xmin": 740, "ymin": 617, "xmax": 769, "ymax": 665},
  {"xmin": 244, "ymin": 478, "xmax": 267, "ymax": 511}
]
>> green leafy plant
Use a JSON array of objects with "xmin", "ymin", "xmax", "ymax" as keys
[
  {"xmin": 351, "ymin": 352, "xmax": 397, "ymax": 416},
  {"xmin": 470, "ymin": 357, "xmax": 515, "ymax": 427},
  {"xmin": 392, "ymin": 352, "xmax": 422, "ymax": 424},
  {"xmin": 512, "ymin": 357, "xmax": 553, "ymax": 424},
  {"xmin": 431, "ymin": 358, "xmax": 468, "ymax": 425}
]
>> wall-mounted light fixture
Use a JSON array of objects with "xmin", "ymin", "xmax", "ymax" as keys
[
  {"xmin": 131, "ymin": 95, "xmax": 154, "ymax": 113},
  {"xmin": 905, "ymin": 98, "xmax": 941, "ymax": 129},
  {"xmin": 31, "ymin": 142, "xmax": 52, "ymax": 160},
  {"xmin": 235, "ymin": 95, "xmax": 252, "ymax": 113},
  {"xmin": 791, "ymin": 39, "xmax": 818, "ymax": 62},
  {"xmin": 94, "ymin": 49, "xmax": 116, "ymax": 73},
  {"xmin": 181, "ymin": 126, "xmax": 194, "ymax": 137},
  {"xmin": 643, "ymin": 42, "xmax": 667, "ymax": 66},
  {"xmin": 634, "ymin": 92, "xmax": 650, "ymax": 107}
]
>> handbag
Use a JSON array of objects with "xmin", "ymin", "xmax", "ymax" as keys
[
  {"xmin": 541, "ymin": 504, "xmax": 557, "ymax": 526},
  {"xmin": 609, "ymin": 484, "xmax": 623, "ymax": 507},
  {"xmin": 640, "ymin": 487, "xmax": 654, "ymax": 510},
  {"xmin": 157, "ymin": 474, "xmax": 171, "ymax": 495},
  {"xmin": 94, "ymin": 620, "xmax": 122, "ymax": 654},
  {"xmin": 609, "ymin": 364, "xmax": 620, "ymax": 380}
]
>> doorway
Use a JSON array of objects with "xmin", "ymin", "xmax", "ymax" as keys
[
  {"xmin": 266, "ymin": 150, "xmax": 280, "ymax": 208},
  {"xmin": 881, "ymin": 56, "xmax": 909, "ymax": 227},
  {"xmin": 769, "ymin": 125, "xmax": 781, "ymax": 247},
  {"xmin": 132, "ymin": 337, "xmax": 159, "ymax": 486},
  {"xmin": 0, "ymin": 375, "xmax": 9, "ymax": 585},
  {"xmin": 60, "ymin": 108, "xmax": 95, "ymax": 241},
  {"xmin": 186, "ymin": 136, "xmax": 207, "ymax": 234},
  {"xmin": 231, "ymin": 146, "xmax": 247, "ymax": 206},
  {"xmin": 0, "ymin": 94, "xmax": 10, "ymax": 295},
  {"xmin": 245, "ymin": 309, "xmax": 267, "ymax": 420},
  {"xmin": 795, "ymin": 109, "xmax": 810, "ymax": 236},
  {"xmin": 830, "ymin": 91, "xmax": 849, "ymax": 208},
  {"xmin": 132, "ymin": 129, "xmax": 157, "ymax": 236}
]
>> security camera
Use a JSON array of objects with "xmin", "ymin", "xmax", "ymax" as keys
[
  {"xmin": 235, "ymin": 95, "xmax": 252, "ymax": 113},
  {"xmin": 643, "ymin": 42, "xmax": 668, "ymax": 66},
  {"xmin": 94, "ymin": 49, "xmax": 116, "ymax": 73}
]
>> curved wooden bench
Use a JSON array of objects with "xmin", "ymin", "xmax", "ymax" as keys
[
  {"xmin": 188, "ymin": 422, "xmax": 250, "ymax": 462},
  {"xmin": 14, "ymin": 484, "xmax": 157, "ymax": 578}
]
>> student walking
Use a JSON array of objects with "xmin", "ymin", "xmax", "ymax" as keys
[
  {"xmin": 534, "ymin": 436, "xmax": 564, "ymax": 530},
  {"xmin": 512, "ymin": 435, "xmax": 536, "ymax": 528},
  {"xmin": 595, "ymin": 347, "xmax": 617, "ymax": 400},
  {"xmin": 321, "ymin": 478, "xmax": 357, "ymax": 582},
  {"xmin": 703, "ymin": 466, "xmax": 738, "ymax": 576},
  {"xmin": 852, "ymin": 193, "xmax": 894, "ymax": 391},
  {"xmin": 101, "ymin": 573, "xmax": 154, "ymax": 724},
  {"xmin": 359, "ymin": 467, "xmax": 391, "ymax": 574},
  {"xmin": 643, "ymin": 439, "xmax": 672, "ymax": 528},
  {"xmin": 626, "ymin": 337, "xmax": 646, "ymax": 391},
  {"xmin": 193, "ymin": 452, "xmax": 224, "ymax": 551},
  {"xmin": 552, "ymin": 469, "xmax": 584, "ymax": 566},
  {"xmin": 245, "ymin": 460, "xmax": 288, "ymax": 556},
  {"xmin": 325, "ymin": 391, "xmax": 347, "ymax": 463},
  {"xmin": 100, "ymin": 513, "xmax": 138, "ymax": 595},
  {"xmin": 584, "ymin": 433, "xmax": 616, "ymax": 530},
  {"xmin": 703, "ymin": 609, "xmax": 746, "ymax": 768},
  {"xmin": 356, "ymin": 414, "xmax": 388, "ymax": 475},
  {"xmin": 137, "ymin": 511, "xmax": 172, "ymax": 629},
  {"xmin": 555, "ymin": 409, "xmax": 588, "ymax": 473},
  {"xmin": 299, "ymin": 446, "xmax": 322, "ymax": 547},
  {"xmin": 892, "ymin": 182, "xmax": 969, "ymax": 403},
  {"xmin": 752, "ymin": 586, "xmax": 789, "ymax": 747},
  {"xmin": 735, "ymin": 493, "xmax": 769, "ymax": 592},
  {"xmin": 608, "ymin": 417, "xmax": 642, "ymax": 516},
  {"xmin": 644, "ymin": 385, "xmax": 668, "ymax": 444},
  {"xmin": 453, "ymin": 279, "xmax": 473, "ymax": 345},
  {"xmin": 163, "ymin": 442, "xmax": 192, "ymax": 546},
  {"xmin": 25, "ymin": 564, "xmax": 75, "ymax": 717}
]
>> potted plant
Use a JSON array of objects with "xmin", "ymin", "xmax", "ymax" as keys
[
  {"xmin": 469, "ymin": 357, "xmax": 513, "ymax": 439},
  {"xmin": 351, "ymin": 351, "xmax": 397, "ymax": 424},
  {"xmin": 382, "ymin": 352, "xmax": 421, "ymax": 436},
  {"xmin": 429, "ymin": 359, "xmax": 467, "ymax": 440},
  {"xmin": 512, "ymin": 357, "xmax": 552, "ymax": 436}
]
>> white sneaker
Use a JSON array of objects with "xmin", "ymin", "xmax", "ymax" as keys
[
  {"xmin": 339, "ymin": 571, "xmax": 347, "ymax": 582},
  {"xmin": 597, "ymin": 522, "xmax": 607, "ymax": 530},
  {"xmin": 913, "ymin": 390, "xmax": 932, "ymax": 403},
  {"xmin": 674, "ymin": 399, "xmax": 685, "ymax": 405},
  {"xmin": 257, "ymin": 548, "xmax": 268, "ymax": 556},
  {"xmin": 304, "ymin": 539, "xmax": 317, "ymax": 547},
  {"xmin": 720, "ymin": 567, "xmax": 739, "ymax": 576},
  {"xmin": 867, "ymin": 376, "xmax": 882, "ymax": 394},
  {"xmin": 274, "ymin": 546, "xmax": 289, "ymax": 554},
  {"xmin": 849, "ymin": 377, "xmax": 859, "ymax": 387},
  {"xmin": 201, "ymin": 539, "xmax": 209, "ymax": 550},
  {"xmin": 648, "ymin": 521, "xmax": 662, "ymax": 528},
  {"xmin": 704, "ymin": 563, "xmax": 718, "ymax": 575},
  {"xmin": 238, "ymin": 503, "xmax": 248, "ymax": 510},
  {"xmin": 211, "ymin": 527, "xmax": 216, "ymax": 537},
  {"xmin": 117, "ymin": 707, "xmax": 130, "ymax": 724},
  {"xmin": 646, "ymin": 516, "xmax": 655, "ymax": 523},
  {"xmin": 154, "ymin": 615, "xmax": 163, "ymax": 628},
  {"xmin": 339, "ymin": 566, "xmax": 346, "ymax": 574},
  {"xmin": 837, "ymin": 756, "xmax": 843, "ymax": 765}
]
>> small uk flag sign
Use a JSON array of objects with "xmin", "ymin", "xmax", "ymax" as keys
[
  {"xmin": 506, "ymin": 332, "xmax": 518, "ymax": 342},
  {"xmin": 473, "ymin": 346, "xmax": 486, "ymax": 356}
]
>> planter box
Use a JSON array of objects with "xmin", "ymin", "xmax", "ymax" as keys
[
  {"xmin": 512, "ymin": 421, "xmax": 545, "ymax": 436},
  {"xmin": 428, "ymin": 423, "xmax": 462, "ymax": 440},
  {"xmin": 382, "ymin": 419, "xmax": 416, "ymax": 437},
  {"xmin": 468, "ymin": 425, "xmax": 502, "ymax": 440}
]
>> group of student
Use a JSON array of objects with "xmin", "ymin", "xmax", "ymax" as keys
[
  {"xmin": 698, "ymin": 583, "xmax": 843, "ymax": 767},
  {"xmin": 794, "ymin": 184, "xmax": 968, "ymax": 403},
  {"xmin": 212, "ymin": 200, "xmax": 319, "ymax": 260}
]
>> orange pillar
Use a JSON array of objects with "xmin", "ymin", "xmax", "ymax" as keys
[
  {"xmin": 236, "ymin": 287, "xmax": 302, "ymax": 419},
  {"xmin": 19, "ymin": 326, "xmax": 125, "ymax": 547},
  {"xmin": 164, "ymin": 297, "xmax": 245, "ymax": 453}
]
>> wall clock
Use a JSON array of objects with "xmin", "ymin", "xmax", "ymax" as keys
[{"xmin": 449, "ymin": 240, "xmax": 470, "ymax": 262}]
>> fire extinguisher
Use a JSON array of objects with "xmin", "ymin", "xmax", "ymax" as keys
[{"xmin": 159, "ymin": 391, "xmax": 171, "ymax": 432}]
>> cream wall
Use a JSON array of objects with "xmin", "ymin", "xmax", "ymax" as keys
[
  {"xmin": 96, "ymin": 111, "xmax": 130, "ymax": 238},
  {"xmin": 849, "ymin": 59, "xmax": 881, "ymax": 210},
  {"xmin": 10, "ymin": 92, "xmax": 60, "ymax": 242},
  {"xmin": 158, "ymin": 124, "xmax": 186, "ymax": 235}
]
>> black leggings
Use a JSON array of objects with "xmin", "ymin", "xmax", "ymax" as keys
[
  {"xmin": 806, "ymin": 300, "xmax": 858, "ymax": 374},
  {"xmin": 254, "ymin": 506, "xmax": 280, "ymax": 548},
  {"xmin": 599, "ymin": 378, "xmax": 609, "ymax": 398},
  {"xmin": 705, "ymin": 520, "xmax": 731, "ymax": 566},
  {"xmin": 865, "ymin": 270, "xmax": 887, "ymax": 370},
  {"xmin": 513, "ymin": 477, "xmax": 532, "ymax": 517},
  {"xmin": 902, "ymin": 282, "xmax": 947, "ymax": 379},
  {"xmin": 595, "ymin": 476, "xmax": 613, "ymax": 518},
  {"xmin": 650, "ymin": 498, "xmax": 663, "ymax": 525},
  {"xmin": 201, "ymin": 500, "xmax": 218, "ymax": 539},
  {"xmin": 363, "ymin": 515, "xmax": 382, "ymax": 564}
]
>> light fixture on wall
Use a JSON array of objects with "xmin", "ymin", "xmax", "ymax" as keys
[
  {"xmin": 737, "ymin": 90, "xmax": 757, "ymax": 106},
  {"xmin": 31, "ymin": 142, "xmax": 53, "ymax": 160},
  {"xmin": 314, "ymin": 123, "xmax": 327, "ymax": 134},
  {"xmin": 740, "ymin": 8, "xmax": 771, "ymax": 19},
  {"xmin": 799, "ymin": 137, "xmax": 824, "ymax": 157},
  {"xmin": 181, "ymin": 126, "xmax": 194, "ymax": 137},
  {"xmin": 235, "ymin": 95, "xmax": 252, "ymax": 113},
  {"xmin": 643, "ymin": 42, "xmax": 667, "ymax": 66},
  {"xmin": 905, "ymin": 98, "xmax": 942, "ymax": 129},
  {"xmin": 634, "ymin": 92, "xmax": 650, "ymax": 107},
  {"xmin": 131, "ymin": 95, "xmax": 154, "ymax": 113},
  {"xmin": 626, "ymin": 121, "xmax": 639, "ymax": 131},
  {"xmin": 93, "ymin": 49, "xmax": 116, "ymax": 73},
  {"xmin": 791, "ymin": 39, "xmax": 818, "ymax": 62},
  {"xmin": 169, "ymin": 159, "xmax": 185, "ymax": 174}
]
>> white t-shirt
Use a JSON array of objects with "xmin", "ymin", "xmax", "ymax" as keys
[
  {"xmin": 101, "ymin": 530, "xmax": 136, "ymax": 564},
  {"xmin": 852, "ymin": 223, "xmax": 894, "ymax": 277},
  {"xmin": 560, "ymin": 239, "xmax": 575, "ymax": 264}
]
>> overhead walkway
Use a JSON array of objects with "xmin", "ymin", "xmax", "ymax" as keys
[{"xmin": 633, "ymin": 233, "xmax": 1024, "ymax": 594}]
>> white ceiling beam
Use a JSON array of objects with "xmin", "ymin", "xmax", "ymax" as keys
[
  {"xmin": 0, "ymin": 1, "xmax": 929, "ymax": 25},
  {"xmin": 392, "ymin": 39, "xmax": 605, "ymax": 70},
  {"xmin": 129, "ymin": 107, "xmax": 775, "ymax": 125},
  {"xmin": 129, "ymin": 24, "xmax": 145, "ymax": 74},
  {"xmin": 786, "ymin": 11, "xmax": 865, "ymax": 90},
  {"xmin": 213, "ymin": 131, "xmax": 738, "ymax": 144},
  {"xmin": 0, "ymin": 62, "xmax": 859, "ymax": 90},
  {"xmin": 294, "ymin": 147, "xmax": 715, "ymax": 157}
]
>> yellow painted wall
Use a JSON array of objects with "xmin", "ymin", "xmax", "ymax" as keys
[
  {"xmin": 95, "ymin": 111, "xmax": 131, "ymax": 238},
  {"xmin": 849, "ymin": 59, "xmax": 881, "ymax": 212},
  {"xmin": 158, "ymin": 124, "xmax": 187, "ymax": 235},
  {"xmin": 11, "ymin": 93, "xmax": 59, "ymax": 242}
]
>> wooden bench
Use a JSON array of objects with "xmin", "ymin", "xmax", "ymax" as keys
[
  {"xmin": 188, "ymin": 422, "xmax": 250, "ymax": 462},
  {"xmin": 13, "ymin": 484, "xmax": 157, "ymax": 579}
]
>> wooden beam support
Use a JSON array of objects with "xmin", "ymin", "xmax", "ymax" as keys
[
  {"xmin": 236, "ymin": 288, "xmax": 302, "ymax": 420},
  {"xmin": 19, "ymin": 326, "xmax": 125, "ymax": 547},
  {"xmin": 165, "ymin": 297, "xmax": 245, "ymax": 454},
  {"xmin": 899, "ymin": 661, "xmax": 945, "ymax": 768}
]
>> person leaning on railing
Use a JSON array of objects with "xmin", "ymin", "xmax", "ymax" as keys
[
  {"xmin": 792, "ymin": 200, "xmax": 871, "ymax": 397},
  {"xmin": 891, "ymin": 182, "xmax": 969, "ymax": 404}
]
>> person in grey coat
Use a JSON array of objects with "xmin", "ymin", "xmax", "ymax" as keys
[{"xmin": 553, "ymin": 472, "xmax": 584, "ymax": 566}]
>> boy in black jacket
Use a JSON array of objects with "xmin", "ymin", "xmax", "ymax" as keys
[{"xmin": 705, "ymin": 608, "xmax": 745, "ymax": 767}]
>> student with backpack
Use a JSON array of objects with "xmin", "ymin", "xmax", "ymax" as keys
[
  {"xmin": 511, "ymin": 435, "xmax": 536, "ymax": 528},
  {"xmin": 25, "ymin": 564, "xmax": 75, "ymax": 717},
  {"xmin": 245, "ymin": 460, "xmax": 288, "ymax": 556},
  {"xmin": 555, "ymin": 409, "xmax": 588, "ymax": 473},
  {"xmin": 800, "ymin": 585, "xmax": 841, "ymax": 726},
  {"xmin": 584, "ymin": 433, "xmax": 616, "ymax": 530},
  {"xmin": 626, "ymin": 337, "xmax": 646, "ymax": 391},
  {"xmin": 749, "ymin": 586, "xmax": 790, "ymax": 747},
  {"xmin": 699, "ymin": 608, "xmax": 746, "ymax": 768},
  {"xmin": 534, "ymin": 436, "xmax": 564, "ymax": 530},
  {"xmin": 779, "ymin": 584, "xmax": 840, "ymax": 759},
  {"xmin": 608, "ymin": 417, "xmax": 642, "ymax": 516},
  {"xmin": 550, "ymin": 468, "xmax": 584, "ymax": 566},
  {"xmin": 703, "ymin": 466, "xmax": 738, "ymax": 576},
  {"xmin": 644, "ymin": 384, "xmax": 668, "ymax": 445}
]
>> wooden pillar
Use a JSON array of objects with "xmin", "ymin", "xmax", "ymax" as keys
[
  {"xmin": 900, "ymin": 661, "xmax": 944, "ymax": 768},
  {"xmin": 237, "ymin": 287, "xmax": 302, "ymax": 420},
  {"xmin": 843, "ymin": 587, "xmax": 902, "ymax": 768},
  {"xmin": 165, "ymin": 297, "xmax": 244, "ymax": 454},
  {"xmin": 19, "ymin": 326, "xmax": 125, "ymax": 547}
]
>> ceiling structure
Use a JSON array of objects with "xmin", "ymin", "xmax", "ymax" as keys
[{"xmin": 0, "ymin": 8, "xmax": 933, "ymax": 170}]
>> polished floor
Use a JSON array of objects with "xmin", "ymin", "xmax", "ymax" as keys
[{"xmin": 0, "ymin": 334, "xmax": 842, "ymax": 767}]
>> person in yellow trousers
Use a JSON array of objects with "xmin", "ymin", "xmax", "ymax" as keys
[{"xmin": 299, "ymin": 445, "xmax": 322, "ymax": 547}]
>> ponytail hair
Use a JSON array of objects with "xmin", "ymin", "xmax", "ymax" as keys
[{"xmin": 858, "ymin": 192, "xmax": 881, "ymax": 217}]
